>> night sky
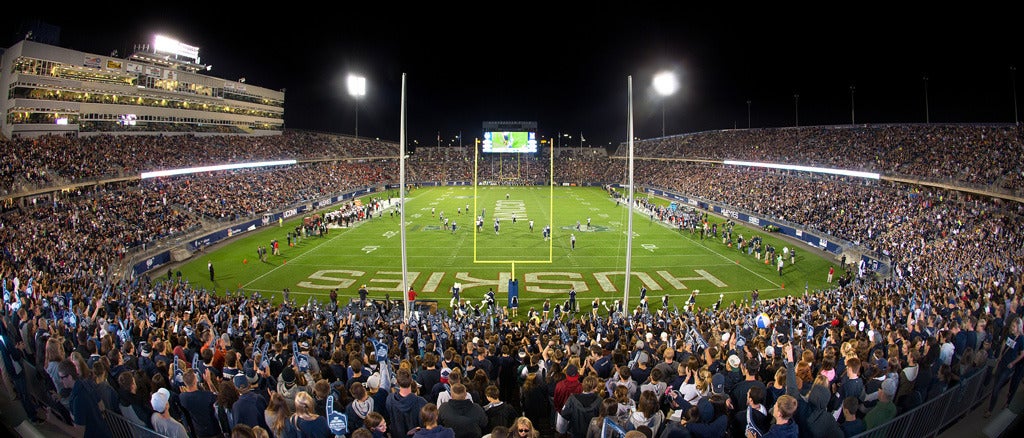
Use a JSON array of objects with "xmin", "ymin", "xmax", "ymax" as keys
[{"xmin": 3, "ymin": 6, "xmax": 1021, "ymax": 149}]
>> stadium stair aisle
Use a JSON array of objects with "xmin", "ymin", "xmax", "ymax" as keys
[{"xmin": 939, "ymin": 383, "xmax": 1023, "ymax": 438}]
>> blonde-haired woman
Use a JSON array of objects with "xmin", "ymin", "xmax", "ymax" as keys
[
  {"xmin": 678, "ymin": 366, "xmax": 711, "ymax": 407},
  {"xmin": 282, "ymin": 391, "xmax": 331, "ymax": 438},
  {"xmin": 511, "ymin": 416, "xmax": 539, "ymax": 438}
]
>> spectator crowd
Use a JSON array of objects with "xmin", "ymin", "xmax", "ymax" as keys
[{"xmin": 1, "ymin": 124, "xmax": 1023, "ymax": 438}]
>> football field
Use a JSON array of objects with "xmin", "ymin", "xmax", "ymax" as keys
[{"xmin": 176, "ymin": 186, "xmax": 839, "ymax": 313}]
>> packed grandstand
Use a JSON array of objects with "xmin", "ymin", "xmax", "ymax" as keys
[{"xmin": 1, "ymin": 124, "xmax": 1023, "ymax": 438}]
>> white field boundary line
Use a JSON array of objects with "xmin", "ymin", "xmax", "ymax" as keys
[
  {"xmin": 635, "ymin": 206, "xmax": 782, "ymax": 289},
  {"xmin": 243, "ymin": 214, "xmax": 388, "ymax": 289}
]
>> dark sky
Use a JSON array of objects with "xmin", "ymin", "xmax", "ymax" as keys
[{"xmin": 4, "ymin": 6, "xmax": 1022, "ymax": 148}]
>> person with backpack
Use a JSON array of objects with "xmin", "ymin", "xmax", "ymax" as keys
[{"xmin": 560, "ymin": 375, "xmax": 603, "ymax": 438}]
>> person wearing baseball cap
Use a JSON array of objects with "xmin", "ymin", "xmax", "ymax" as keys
[
  {"xmin": 150, "ymin": 387, "xmax": 188, "ymax": 438},
  {"xmin": 711, "ymin": 373, "xmax": 726, "ymax": 395},
  {"xmin": 233, "ymin": 373, "xmax": 270, "ymax": 431},
  {"xmin": 367, "ymin": 372, "xmax": 389, "ymax": 416},
  {"xmin": 865, "ymin": 374, "xmax": 899, "ymax": 429}
]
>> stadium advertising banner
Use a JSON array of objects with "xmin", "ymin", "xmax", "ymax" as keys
[
  {"xmin": 132, "ymin": 251, "xmax": 172, "ymax": 277},
  {"xmin": 861, "ymin": 255, "xmax": 885, "ymax": 275},
  {"xmin": 409, "ymin": 181, "xmax": 474, "ymax": 187},
  {"xmin": 183, "ymin": 187, "xmax": 374, "ymax": 253},
  {"xmin": 189, "ymin": 215, "xmax": 289, "ymax": 252}
]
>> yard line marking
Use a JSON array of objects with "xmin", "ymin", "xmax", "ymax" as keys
[{"xmin": 243, "ymin": 220, "xmax": 370, "ymax": 288}]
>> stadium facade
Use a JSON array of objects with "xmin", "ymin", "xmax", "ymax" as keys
[{"xmin": 0, "ymin": 38, "xmax": 284, "ymax": 139}]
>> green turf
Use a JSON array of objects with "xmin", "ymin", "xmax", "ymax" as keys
[{"xmin": 175, "ymin": 186, "xmax": 840, "ymax": 313}]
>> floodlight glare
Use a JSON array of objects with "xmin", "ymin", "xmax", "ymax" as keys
[
  {"xmin": 723, "ymin": 160, "xmax": 880, "ymax": 180},
  {"xmin": 141, "ymin": 160, "xmax": 297, "ymax": 179},
  {"xmin": 347, "ymin": 75, "xmax": 366, "ymax": 97},
  {"xmin": 653, "ymin": 71, "xmax": 678, "ymax": 96}
]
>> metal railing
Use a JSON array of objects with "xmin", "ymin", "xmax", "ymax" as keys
[
  {"xmin": 103, "ymin": 410, "xmax": 172, "ymax": 438},
  {"xmin": 851, "ymin": 366, "xmax": 994, "ymax": 438}
]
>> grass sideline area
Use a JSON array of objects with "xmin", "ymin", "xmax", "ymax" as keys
[{"xmin": 171, "ymin": 186, "xmax": 842, "ymax": 315}]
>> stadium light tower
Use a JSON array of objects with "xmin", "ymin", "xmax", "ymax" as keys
[
  {"xmin": 923, "ymin": 74, "xmax": 929, "ymax": 124},
  {"xmin": 653, "ymin": 71, "xmax": 678, "ymax": 137},
  {"xmin": 1011, "ymin": 66, "xmax": 1018, "ymax": 125},
  {"xmin": 746, "ymin": 100, "xmax": 752, "ymax": 129},
  {"xmin": 347, "ymin": 74, "xmax": 367, "ymax": 139}
]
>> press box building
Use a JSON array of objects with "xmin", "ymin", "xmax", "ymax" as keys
[{"xmin": 0, "ymin": 35, "xmax": 284, "ymax": 139}]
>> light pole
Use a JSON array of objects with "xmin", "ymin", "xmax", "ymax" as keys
[
  {"xmin": 850, "ymin": 84, "xmax": 856, "ymax": 125},
  {"xmin": 1012, "ymin": 66, "xmax": 1018, "ymax": 125},
  {"xmin": 347, "ymin": 74, "xmax": 366, "ymax": 139},
  {"xmin": 794, "ymin": 94, "xmax": 800, "ymax": 128},
  {"xmin": 746, "ymin": 100, "xmax": 751, "ymax": 129},
  {"xmin": 923, "ymin": 74, "xmax": 929, "ymax": 124},
  {"xmin": 653, "ymin": 71, "xmax": 678, "ymax": 137}
]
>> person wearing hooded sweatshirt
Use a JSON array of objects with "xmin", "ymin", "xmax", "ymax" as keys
[
  {"xmin": 438, "ymin": 383, "xmax": 488, "ymax": 438},
  {"xmin": 388, "ymin": 369, "xmax": 428, "ymax": 438},
  {"xmin": 606, "ymin": 365, "xmax": 638, "ymax": 401},
  {"xmin": 805, "ymin": 375, "xmax": 832, "ymax": 413},
  {"xmin": 277, "ymin": 365, "xmax": 311, "ymax": 412},
  {"xmin": 554, "ymin": 363, "xmax": 583, "ymax": 428},
  {"xmin": 779, "ymin": 344, "xmax": 842, "ymax": 438},
  {"xmin": 346, "ymin": 380, "xmax": 374, "ymax": 432},
  {"xmin": 483, "ymin": 384, "xmax": 519, "ymax": 431},
  {"xmin": 413, "ymin": 403, "xmax": 455, "ymax": 438},
  {"xmin": 561, "ymin": 374, "xmax": 604, "ymax": 438}
]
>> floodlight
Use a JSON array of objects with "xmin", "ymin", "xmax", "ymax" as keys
[
  {"xmin": 653, "ymin": 71, "xmax": 679, "ymax": 96},
  {"xmin": 347, "ymin": 75, "xmax": 366, "ymax": 97}
]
